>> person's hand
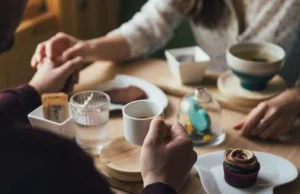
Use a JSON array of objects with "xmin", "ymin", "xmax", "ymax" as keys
[
  {"xmin": 234, "ymin": 88, "xmax": 300, "ymax": 139},
  {"xmin": 140, "ymin": 117, "xmax": 197, "ymax": 192},
  {"xmin": 31, "ymin": 32, "xmax": 91, "ymax": 68},
  {"xmin": 29, "ymin": 57, "xmax": 83, "ymax": 94}
]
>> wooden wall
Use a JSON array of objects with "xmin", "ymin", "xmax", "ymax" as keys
[
  {"xmin": 0, "ymin": 13, "xmax": 57, "ymax": 89},
  {"xmin": 46, "ymin": 0, "xmax": 120, "ymax": 39},
  {"xmin": 0, "ymin": 0, "xmax": 120, "ymax": 90}
]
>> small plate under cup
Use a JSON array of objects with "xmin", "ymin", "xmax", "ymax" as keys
[{"xmin": 217, "ymin": 71, "xmax": 287, "ymax": 107}]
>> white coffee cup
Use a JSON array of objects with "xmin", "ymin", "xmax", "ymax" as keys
[{"xmin": 122, "ymin": 100, "xmax": 164, "ymax": 145}]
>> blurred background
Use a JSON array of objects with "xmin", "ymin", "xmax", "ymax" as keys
[
  {"xmin": 0, "ymin": 0, "xmax": 115, "ymax": 90},
  {"xmin": 0, "ymin": 0, "xmax": 196, "ymax": 90}
]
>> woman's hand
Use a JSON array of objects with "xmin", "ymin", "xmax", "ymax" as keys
[
  {"xmin": 29, "ymin": 57, "xmax": 83, "ymax": 95},
  {"xmin": 234, "ymin": 88, "xmax": 300, "ymax": 139},
  {"xmin": 140, "ymin": 117, "xmax": 197, "ymax": 192},
  {"xmin": 31, "ymin": 32, "xmax": 92, "ymax": 68},
  {"xmin": 31, "ymin": 32, "xmax": 130, "ymax": 67}
]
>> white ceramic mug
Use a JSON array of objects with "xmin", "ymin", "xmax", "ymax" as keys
[{"xmin": 122, "ymin": 100, "xmax": 164, "ymax": 145}]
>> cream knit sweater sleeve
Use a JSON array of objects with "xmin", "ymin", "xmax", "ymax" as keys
[{"xmin": 108, "ymin": 0, "xmax": 187, "ymax": 58}]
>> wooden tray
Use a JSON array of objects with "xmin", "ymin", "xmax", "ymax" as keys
[
  {"xmin": 77, "ymin": 59, "xmax": 288, "ymax": 113},
  {"xmin": 95, "ymin": 152, "xmax": 204, "ymax": 194},
  {"xmin": 117, "ymin": 59, "xmax": 256, "ymax": 113},
  {"xmin": 76, "ymin": 59, "xmax": 258, "ymax": 113},
  {"xmin": 217, "ymin": 71, "xmax": 287, "ymax": 107},
  {"xmin": 77, "ymin": 60, "xmax": 300, "ymax": 194}
]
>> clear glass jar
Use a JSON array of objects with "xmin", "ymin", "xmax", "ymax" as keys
[{"xmin": 177, "ymin": 87, "xmax": 225, "ymax": 146}]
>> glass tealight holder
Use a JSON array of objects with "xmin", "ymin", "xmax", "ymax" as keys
[
  {"xmin": 70, "ymin": 91, "xmax": 110, "ymax": 155},
  {"xmin": 177, "ymin": 87, "xmax": 225, "ymax": 146}
]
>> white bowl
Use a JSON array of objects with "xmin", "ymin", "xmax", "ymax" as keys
[
  {"xmin": 226, "ymin": 42, "xmax": 285, "ymax": 91},
  {"xmin": 165, "ymin": 46, "xmax": 211, "ymax": 84},
  {"xmin": 28, "ymin": 104, "xmax": 75, "ymax": 138}
]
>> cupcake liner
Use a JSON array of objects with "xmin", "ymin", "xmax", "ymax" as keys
[
  {"xmin": 223, "ymin": 164, "xmax": 260, "ymax": 188},
  {"xmin": 223, "ymin": 162, "xmax": 259, "ymax": 174}
]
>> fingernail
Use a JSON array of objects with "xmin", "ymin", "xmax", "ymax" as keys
[{"xmin": 234, "ymin": 123, "xmax": 243, "ymax": 130}]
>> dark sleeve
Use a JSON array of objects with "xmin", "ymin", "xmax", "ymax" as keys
[
  {"xmin": 0, "ymin": 84, "xmax": 41, "ymax": 128},
  {"xmin": 0, "ymin": 127, "xmax": 113, "ymax": 194},
  {"xmin": 141, "ymin": 182, "xmax": 177, "ymax": 194}
]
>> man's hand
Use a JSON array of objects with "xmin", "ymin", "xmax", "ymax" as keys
[
  {"xmin": 29, "ymin": 57, "xmax": 83, "ymax": 94},
  {"xmin": 140, "ymin": 117, "xmax": 197, "ymax": 192}
]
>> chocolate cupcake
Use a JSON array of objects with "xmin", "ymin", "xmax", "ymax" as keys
[{"xmin": 223, "ymin": 149, "xmax": 260, "ymax": 188}]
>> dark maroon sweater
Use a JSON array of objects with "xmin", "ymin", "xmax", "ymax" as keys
[{"xmin": 0, "ymin": 84, "xmax": 176, "ymax": 194}]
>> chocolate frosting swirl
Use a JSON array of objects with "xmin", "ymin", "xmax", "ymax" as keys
[{"xmin": 224, "ymin": 149, "xmax": 258, "ymax": 169}]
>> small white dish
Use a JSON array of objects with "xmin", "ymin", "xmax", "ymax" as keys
[
  {"xmin": 165, "ymin": 46, "xmax": 211, "ymax": 84},
  {"xmin": 194, "ymin": 151, "xmax": 298, "ymax": 194},
  {"xmin": 93, "ymin": 75, "xmax": 168, "ymax": 111},
  {"xmin": 28, "ymin": 104, "xmax": 75, "ymax": 138}
]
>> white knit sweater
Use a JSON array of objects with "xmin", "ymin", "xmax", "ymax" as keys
[{"xmin": 109, "ymin": 0, "xmax": 300, "ymax": 83}]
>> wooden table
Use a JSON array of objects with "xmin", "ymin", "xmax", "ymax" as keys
[{"xmin": 76, "ymin": 60, "xmax": 300, "ymax": 194}]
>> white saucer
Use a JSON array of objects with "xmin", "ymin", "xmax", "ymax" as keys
[
  {"xmin": 194, "ymin": 151, "xmax": 298, "ymax": 194},
  {"xmin": 92, "ymin": 75, "xmax": 168, "ymax": 111}
]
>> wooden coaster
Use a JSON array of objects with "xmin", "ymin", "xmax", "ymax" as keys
[
  {"xmin": 217, "ymin": 71, "xmax": 287, "ymax": 107},
  {"xmin": 101, "ymin": 137, "xmax": 142, "ymax": 182}
]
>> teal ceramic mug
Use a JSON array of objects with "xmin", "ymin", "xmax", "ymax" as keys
[{"xmin": 226, "ymin": 42, "xmax": 285, "ymax": 91}]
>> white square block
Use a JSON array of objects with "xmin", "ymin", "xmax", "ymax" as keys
[
  {"xmin": 28, "ymin": 104, "xmax": 75, "ymax": 138},
  {"xmin": 165, "ymin": 46, "xmax": 211, "ymax": 84}
]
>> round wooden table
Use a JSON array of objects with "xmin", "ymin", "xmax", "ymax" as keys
[{"xmin": 76, "ymin": 59, "xmax": 300, "ymax": 194}]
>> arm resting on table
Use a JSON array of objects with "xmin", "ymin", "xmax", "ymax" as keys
[
  {"xmin": 0, "ymin": 84, "xmax": 41, "ymax": 128},
  {"xmin": 0, "ymin": 127, "xmax": 113, "ymax": 194}
]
